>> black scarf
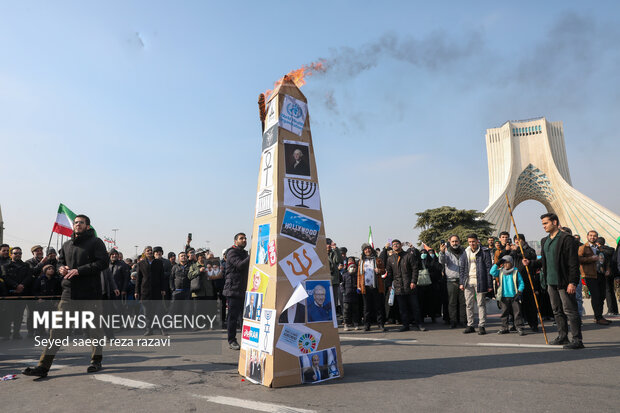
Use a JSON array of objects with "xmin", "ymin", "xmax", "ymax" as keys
[{"xmin": 449, "ymin": 245, "xmax": 463, "ymax": 257}]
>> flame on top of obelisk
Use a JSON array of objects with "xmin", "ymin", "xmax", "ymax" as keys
[{"xmin": 264, "ymin": 60, "xmax": 325, "ymax": 102}]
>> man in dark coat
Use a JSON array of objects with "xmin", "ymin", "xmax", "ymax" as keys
[
  {"xmin": 105, "ymin": 249, "xmax": 129, "ymax": 297},
  {"xmin": 169, "ymin": 251, "xmax": 191, "ymax": 319},
  {"xmin": 524, "ymin": 213, "xmax": 583, "ymax": 349},
  {"xmin": 23, "ymin": 214, "xmax": 109, "ymax": 378},
  {"xmin": 1, "ymin": 246, "xmax": 32, "ymax": 339},
  {"xmin": 24, "ymin": 246, "xmax": 59, "ymax": 338},
  {"xmin": 32, "ymin": 264, "xmax": 62, "ymax": 336},
  {"xmin": 596, "ymin": 237, "xmax": 618, "ymax": 316},
  {"xmin": 136, "ymin": 246, "xmax": 166, "ymax": 336},
  {"xmin": 386, "ymin": 239, "xmax": 424, "ymax": 332},
  {"xmin": 154, "ymin": 246, "xmax": 172, "ymax": 302},
  {"xmin": 223, "ymin": 233, "xmax": 249, "ymax": 350},
  {"xmin": 510, "ymin": 234, "xmax": 541, "ymax": 332}
]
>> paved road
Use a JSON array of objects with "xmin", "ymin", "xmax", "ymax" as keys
[{"xmin": 1, "ymin": 311, "xmax": 619, "ymax": 413}]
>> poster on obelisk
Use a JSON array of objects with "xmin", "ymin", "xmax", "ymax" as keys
[{"xmin": 238, "ymin": 76, "xmax": 343, "ymax": 387}]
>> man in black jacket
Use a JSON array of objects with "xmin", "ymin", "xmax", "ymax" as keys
[
  {"xmin": 511, "ymin": 234, "xmax": 541, "ymax": 332},
  {"xmin": 223, "ymin": 233, "xmax": 249, "ymax": 350},
  {"xmin": 106, "ymin": 249, "xmax": 129, "ymax": 298},
  {"xmin": 136, "ymin": 246, "xmax": 166, "ymax": 336},
  {"xmin": 154, "ymin": 246, "xmax": 172, "ymax": 303},
  {"xmin": 386, "ymin": 239, "xmax": 424, "ymax": 332},
  {"xmin": 169, "ymin": 251, "xmax": 191, "ymax": 320},
  {"xmin": 24, "ymin": 245, "xmax": 50, "ymax": 338},
  {"xmin": 2, "ymin": 247, "xmax": 32, "ymax": 339},
  {"xmin": 23, "ymin": 214, "xmax": 109, "ymax": 378},
  {"xmin": 524, "ymin": 213, "xmax": 583, "ymax": 349}
]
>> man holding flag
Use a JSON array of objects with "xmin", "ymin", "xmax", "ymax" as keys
[{"xmin": 23, "ymin": 213, "xmax": 109, "ymax": 378}]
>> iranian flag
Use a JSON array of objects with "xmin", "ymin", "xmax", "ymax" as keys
[
  {"xmin": 368, "ymin": 226, "xmax": 375, "ymax": 249},
  {"xmin": 52, "ymin": 203, "xmax": 76, "ymax": 236}
]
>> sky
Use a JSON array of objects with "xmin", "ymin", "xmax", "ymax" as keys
[{"xmin": 1, "ymin": 1, "xmax": 620, "ymax": 258}]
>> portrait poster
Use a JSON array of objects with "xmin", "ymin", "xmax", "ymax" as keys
[
  {"xmin": 256, "ymin": 224, "xmax": 270, "ymax": 264},
  {"xmin": 244, "ymin": 348, "xmax": 267, "ymax": 385},
  {"xmin": 283, "ymin": 140, "xmax": 311, "ymax": 179},
  {"xmin": 243, "ymin": 291, "xmax": 263, "ymax": 322},
  {"xmin": 248, "ymin": 267, "xmax": 270, "ymax": 294},
  {"xmin": 277, "ymin": 302, "xmax": 307, "ymax": 324},
  {"xmin": 280, "ymin": 209, "xmax": 321, "ymax": 246},
  {"xmin": 299, "ymin": 347, "xmax": 340, "ymax": 384},
  {"xmin": 305, "ymin": 280, "xmax": 334, "ymax": 324}
]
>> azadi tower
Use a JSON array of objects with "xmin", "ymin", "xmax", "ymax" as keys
[{"xmin": 483, "ymin": 117, "xmax": 620, "ymax": 247}]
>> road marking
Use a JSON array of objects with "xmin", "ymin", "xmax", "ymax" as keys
[
  {"xmin": 190, "ymin": 394, "xmax": 317, "ymax": 413},
  {"xmin": 339, "ymin": 336, "xmax": 418, "ymax": 344},
  {"xmin": 476, "ymin": 343, "xmax": 563, "ymax": 349},
  {"xmin": 94, "ymin": 374, "xmax": 158, "ymax": 389}
]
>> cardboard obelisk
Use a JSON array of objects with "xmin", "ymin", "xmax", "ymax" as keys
[{"xmin": 238, "ymin": 76, "xmax": 343, "ymax": 387}]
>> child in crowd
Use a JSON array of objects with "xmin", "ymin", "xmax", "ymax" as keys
[{"xmin": 491, "ymin": 255, "xmax": 526, "ymax": 335}]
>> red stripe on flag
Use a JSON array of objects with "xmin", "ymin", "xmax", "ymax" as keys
[{"xmin": 52, "ymin": 223, "xmax": 73, "ymax": 237}]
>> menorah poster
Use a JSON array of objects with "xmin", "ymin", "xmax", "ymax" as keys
[
  {"xmin": 284, "ymin": 179, "xmax": 321, "ymax": 210},
  {"xmin": 238, "ymin": 76, "xmax": 343, "ymax": 387}
]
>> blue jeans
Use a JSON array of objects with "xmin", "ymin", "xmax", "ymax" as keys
[{"xmin": 576, "ymin": 281, "xmax": 584, "ymax": 316}]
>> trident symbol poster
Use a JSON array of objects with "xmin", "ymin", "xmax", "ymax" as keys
[{"xmin": 278, "ymin": 244, "xmax": 323, "ymax": 287}]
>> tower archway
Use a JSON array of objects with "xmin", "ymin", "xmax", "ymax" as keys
[{"xmin": 483, "ymin": 117, "xmax": 620, "ymax": 247}]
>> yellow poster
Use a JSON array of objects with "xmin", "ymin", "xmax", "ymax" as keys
[{"xmin": 248, "ymin": 266, "xmax": 270, "ymax": 294}]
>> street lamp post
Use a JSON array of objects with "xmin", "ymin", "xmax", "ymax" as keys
[{"xmin": 112, "ymin": 228, "xmax": 119, "ymax": 246}]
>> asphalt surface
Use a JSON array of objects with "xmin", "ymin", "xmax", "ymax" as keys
[{"xmin": 1, "ymin": 303, "xmax": 619, "ymax": 413}]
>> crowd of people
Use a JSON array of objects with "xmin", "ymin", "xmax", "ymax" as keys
[
  {"xmin": 327, "ymin": 213, "xmax": 620, "ymax": 350},
  {"xmin": 1, "ymin": 212, "xmax": 619, "ymax": 377},
  {"xmin": 0, "ymin": 236, "xmax": 229, "ymax": 340}
]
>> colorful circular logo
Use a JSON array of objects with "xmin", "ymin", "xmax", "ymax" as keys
[{"xmin": 297, "ymin": 333, "xmax": 317, "ymax": 354}]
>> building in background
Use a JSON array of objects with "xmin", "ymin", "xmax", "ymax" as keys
[{"xmin": 484, "ymin": 117, "xmax": 620, "ymax": 247}]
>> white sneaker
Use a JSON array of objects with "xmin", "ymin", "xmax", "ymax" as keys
[{"xmin": 343, "ymin": 325, "xmax": 350, "ymax": 331}]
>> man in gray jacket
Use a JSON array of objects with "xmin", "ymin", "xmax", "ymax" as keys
[
  {"xmin": 461, "ymin": 234, "xmax": 493, "ymax": 335},
  {"xmin": 439, "ymin": 235, "xmax": 467, "ymax": 328}
]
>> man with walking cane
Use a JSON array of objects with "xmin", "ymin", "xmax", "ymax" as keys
[
  {"xmin": 510, "ymin": 234, "xmax": 541, "ymax": 332},
  {"xmin": 504, "ymin": 195, "xmax": 549, "ymax": 344}
]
